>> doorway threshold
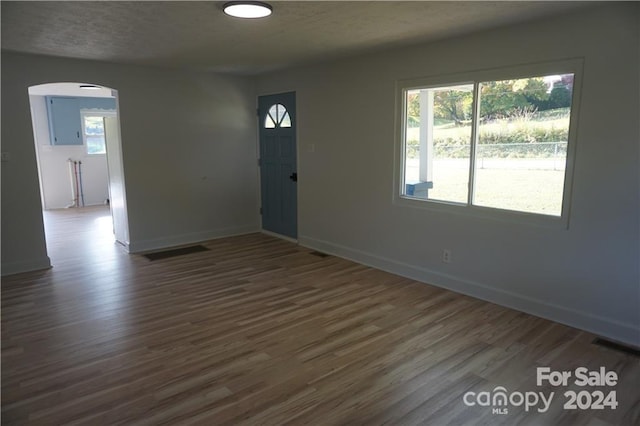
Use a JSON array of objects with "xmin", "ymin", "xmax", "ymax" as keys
[{"xmin": 261, "ymin": 229, "xmax": 298, "ymax": 244}]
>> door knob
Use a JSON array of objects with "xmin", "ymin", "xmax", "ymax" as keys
[{"xmin": 289, "ymin": 172, "xmax": 298, "ymax": 182}]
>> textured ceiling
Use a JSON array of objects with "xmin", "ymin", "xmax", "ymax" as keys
[{"xmin": 2, "ymin": 1, "xmax": 593, "ymax": 75}]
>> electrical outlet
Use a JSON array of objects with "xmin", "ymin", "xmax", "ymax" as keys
[{"xmin": 442, "ymin": 249, "xmax": 452, "ymax": 263}]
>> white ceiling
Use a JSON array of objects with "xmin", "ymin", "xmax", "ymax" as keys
[{"xmin": 2, "ymin": 1, "xmax": 595, "ymax": 75}]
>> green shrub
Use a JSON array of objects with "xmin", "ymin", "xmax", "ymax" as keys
[{"xmin": 409, "ymin": 108, "xmax": 571, "ymax": 159}]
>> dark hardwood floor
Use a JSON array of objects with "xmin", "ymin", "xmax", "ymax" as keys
[{"xmin": 2, "ymin": 207, "xmax": 638, "ymax": 425}]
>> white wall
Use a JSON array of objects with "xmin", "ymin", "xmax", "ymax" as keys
[
  {"xmin": 1, "ymin": 52, "xmax": 259, "ymax": 274},
  {"xmin": 30, "ymin": 95, "xmax": 111, "ymax": 209},
  {"xmin": 257, "ymin": 3, "xmax": 640, "ymax": 345}
]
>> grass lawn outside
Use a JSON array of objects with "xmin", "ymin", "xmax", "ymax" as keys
[{"xmin": 405, "ymin": 158, "xmax": 566, "ymax": 216}]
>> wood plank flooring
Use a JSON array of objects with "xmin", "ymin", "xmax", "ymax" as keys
[{"xmin": 2, "ymin": 207, "xmax": 639, "ymax": 425}]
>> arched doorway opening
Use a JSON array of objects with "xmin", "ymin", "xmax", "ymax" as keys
[{"xmin": 27, "ymin": 82, "xmax": 130, "ymax": 265}]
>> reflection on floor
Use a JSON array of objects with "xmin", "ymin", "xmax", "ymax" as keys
[{"xmin": 42, "ymin": 205, "xmax": 122, "ymax": 267}]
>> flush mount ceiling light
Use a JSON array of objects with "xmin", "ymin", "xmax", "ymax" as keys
[
  {"xmin": 223, "ymin": 1, "xmax": 272, "ymax": 19},
  {"xmin": 79, "ymin": 84, "xmax": 101, "ymax": 90}
]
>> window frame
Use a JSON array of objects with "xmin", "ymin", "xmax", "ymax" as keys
[{"xmin": 393, "ymin": 59, "xmax": 583, "ymax": 229}]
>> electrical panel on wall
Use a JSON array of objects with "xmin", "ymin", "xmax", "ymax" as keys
[{"xmin": 46, "ymin": 96, "xmax": 83, "ymax": 146}]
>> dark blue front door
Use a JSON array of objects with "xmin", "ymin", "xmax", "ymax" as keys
[{"xmin": 258, "ymin": 92, "xmax": 297, "ymax": 239}]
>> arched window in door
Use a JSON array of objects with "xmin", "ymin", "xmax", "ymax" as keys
[{"xmin": 264, "ymin": 103, "xmax": 291, "ymax": 129}]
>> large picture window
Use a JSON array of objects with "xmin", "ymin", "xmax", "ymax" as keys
[{"xmin": 398, "ymin": 62, "xmax": 580, "ymax": 223}]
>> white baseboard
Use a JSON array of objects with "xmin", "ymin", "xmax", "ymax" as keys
[
  {"xmin": 128, "ymin": 225, "xmax": 260, "ymax": 253},
  {"xmin": 298, "ymin": 235, "xmax": 640, "ymax": 348},
  {"xmin": 1, "ymin": 256, "xmax": 52, "ymax": 276}
]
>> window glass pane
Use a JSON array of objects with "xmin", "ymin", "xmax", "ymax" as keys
[
  {"xmin": 276, "ymin": 104, "xmax": 286, "ymax": 123},
  {"xmin": 268, "ymin": 104, "xmax": 278, "ymax": 119},
  {"xmin": 404, "ymin": 84, "xmax": 473, "ymax": 203},
  {"xmin": 265, "ymin": 113, "xmax": 276, "ymax": 128},
  {"xmin": 84, "ymin": 116, "xmax": 106, "ymax": 154},
  {"xmin": 86, "ymin": 136, "xmax": 106, "ymax": 154},
  {"xmin": 281, "ymin": 112, "xmax": 291, "ymax": 128},
  {"xmin": 473, "ymin": 74, "xmax": 573, "ymax": 216},
  {"xmin": 84, "ymin": 116, "xmax": 104, "ymax": 135}
]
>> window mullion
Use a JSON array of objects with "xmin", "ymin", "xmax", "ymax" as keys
[{"xmin": 467, "ymin": 82, "xmax": 481, "ymax": 206}]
